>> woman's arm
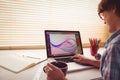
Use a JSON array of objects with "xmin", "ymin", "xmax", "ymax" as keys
[{"xmin": 71, "ymin": 54, "xmax": 100, "ymax": 68}]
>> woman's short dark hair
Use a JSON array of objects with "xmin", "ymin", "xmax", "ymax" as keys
[{"xmin": 98, "ymin": 0, "xmax": 120, "ymax": 17}]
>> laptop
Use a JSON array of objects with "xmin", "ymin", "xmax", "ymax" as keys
[{"xmin": 45, "ymin": 30, "xmax": 93, "ymax": 72}]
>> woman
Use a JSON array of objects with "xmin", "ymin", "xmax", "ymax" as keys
[{"xmin": 45, "ymin": 0, "xmax": 120, "ymax": 80}]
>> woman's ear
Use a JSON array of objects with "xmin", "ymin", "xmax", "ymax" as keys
[
  {"xmin": 112, "ymin": 6, "xmax": 116, "ymax": 13},
  {"xmin": 113, "ymin": 9, "xmax": 116, "ymax": 13}
]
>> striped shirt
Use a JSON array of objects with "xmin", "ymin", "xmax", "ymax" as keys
[{"xmin": 100, "ymin": 29, "xmax": 120, "ymax": 80}]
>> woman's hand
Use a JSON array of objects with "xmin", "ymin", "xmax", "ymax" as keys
[
  {"xmin": 71, "ymin": 54, "xmax": 100, "ymax": 67},
  {"xmin": 44, "ymin": 63, "xmax": 67, "ymax": 80},
  {"xmin": 71, "ymin": 54, "xmax": 90, "ymax": 64}
]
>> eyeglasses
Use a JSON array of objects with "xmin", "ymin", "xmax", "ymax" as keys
[{"xmin": 98, "ymin": 12, "xmax": 104, "ymax": 20}]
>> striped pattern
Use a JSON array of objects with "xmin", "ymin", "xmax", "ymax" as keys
[{"xmin": 0, "ymin": 0, "xmax": 108, "ymax": 47}]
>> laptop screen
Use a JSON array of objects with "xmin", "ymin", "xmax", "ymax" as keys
[{"xmin": 45, "ymin": 30, "xmax": 83, "ymax": 58}]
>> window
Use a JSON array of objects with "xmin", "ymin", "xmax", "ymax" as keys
[{"xmin": 0, "ymin": 0, "xmax": 109, "ymax": 49}]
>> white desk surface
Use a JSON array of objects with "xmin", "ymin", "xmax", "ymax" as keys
[{"xmin": 0, "ymin": 48, "xmax": 104, "ymax": 80}]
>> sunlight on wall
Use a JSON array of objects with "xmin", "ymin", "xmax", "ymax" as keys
[{"xmin": 0, "ymin": 0, "xmax": 108, "ymax": 47}]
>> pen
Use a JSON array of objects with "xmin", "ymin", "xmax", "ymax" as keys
[{"xmin": 22, "ymin": 55, "xmax": 41, "ymax": 59}]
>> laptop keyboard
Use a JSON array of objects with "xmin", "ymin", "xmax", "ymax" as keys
[{"xmin": 55, "ymin": 57, "xmax": 74, "ymax": 63}]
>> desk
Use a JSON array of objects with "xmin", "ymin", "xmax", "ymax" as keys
[
  {"xmin": 66, "ymin": 68, "xmax": 101, "ymax": 80},
  {"xmin": 0, "ymin": 48, "xmax": 104, "ymax": 80}
]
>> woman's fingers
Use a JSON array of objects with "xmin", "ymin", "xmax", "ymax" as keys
[
  {"xmin": 71, "ymin": 54, "xmax": 80, "ymax": 59},
  {"xmin": 44, "ymin": 64, "xmax": 53, "ymax": 73},
  {"xmin": 47, "ymin": 63, "xmax": 60, "ymax": 71}
]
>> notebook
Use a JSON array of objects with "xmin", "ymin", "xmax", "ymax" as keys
[
  {"xmin": 0, "ymin": 50, "xmax": 47, "ymax": 73},
  {"xmin": 45, "ymin": 30, "xmax": 93, "ymax": 72}
]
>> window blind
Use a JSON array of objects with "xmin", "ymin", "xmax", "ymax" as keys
[{"xmin": 0, "ymin": 0, "xmax": 109, "ymax": 49}]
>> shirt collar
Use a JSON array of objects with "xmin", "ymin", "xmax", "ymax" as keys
[{"xmin": 104, "ymin": 28, "xmax": 120, "ymax": 48}]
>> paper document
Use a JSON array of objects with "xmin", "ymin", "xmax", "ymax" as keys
[{"xmin": 0, "ymin": 54, "xmax": 46, "ymax": 73}]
